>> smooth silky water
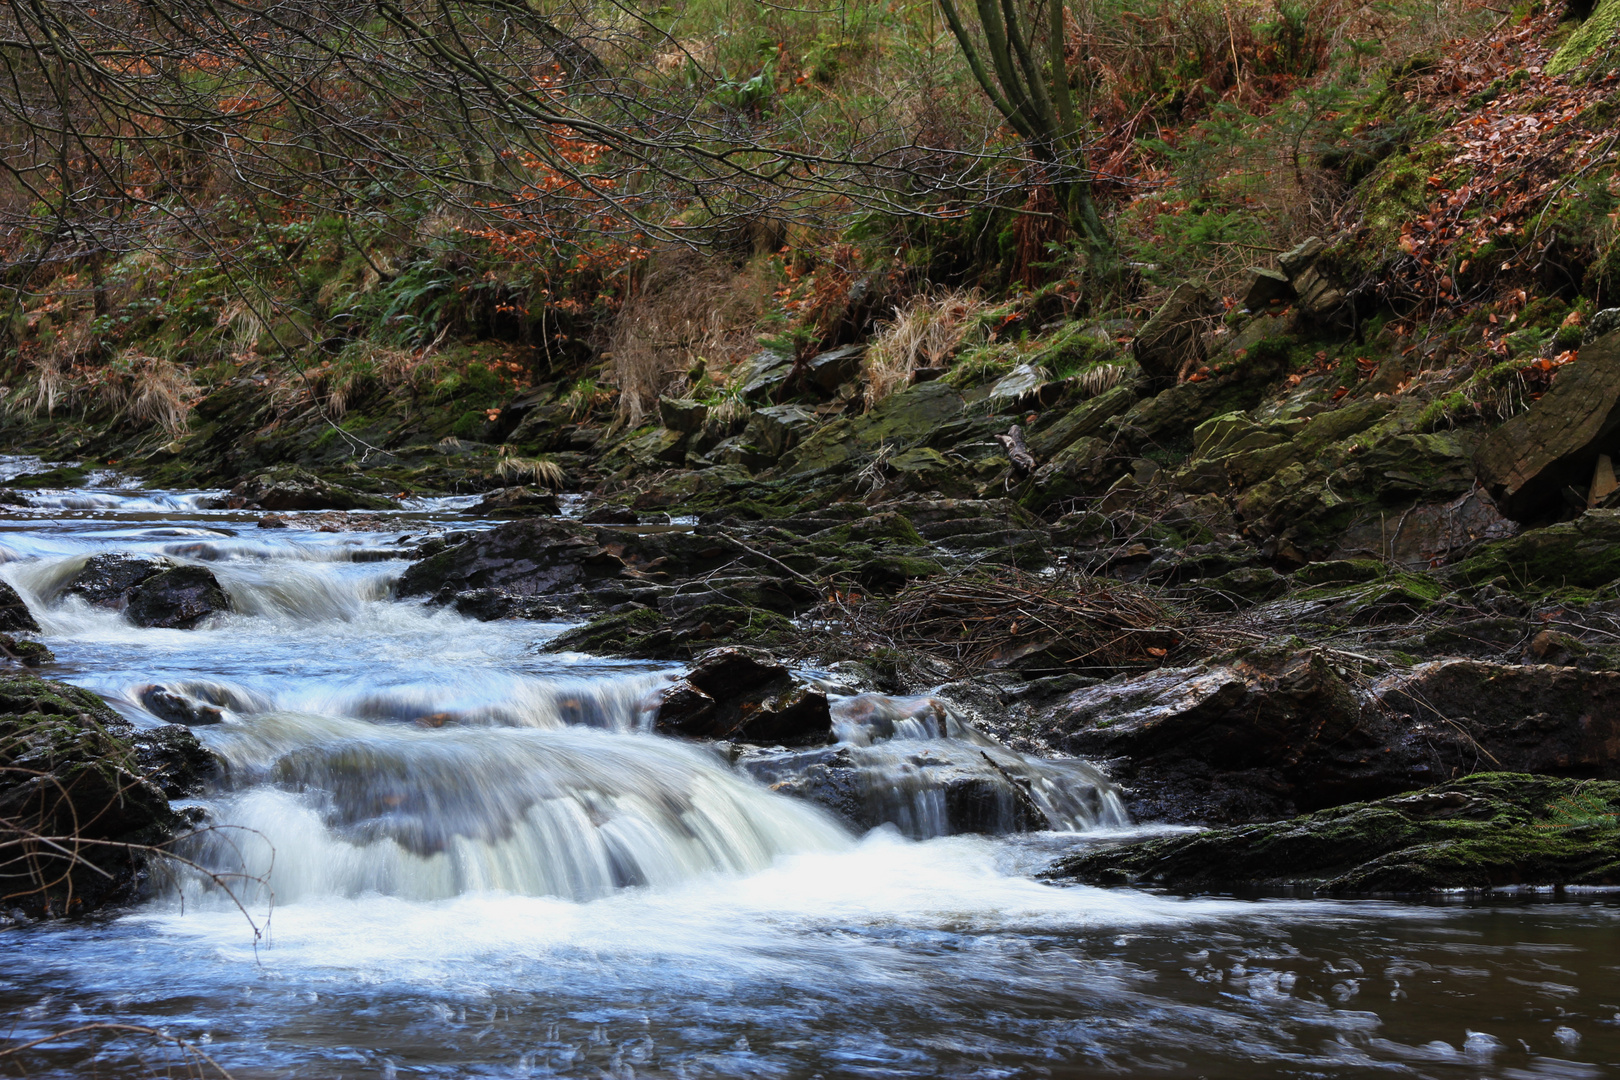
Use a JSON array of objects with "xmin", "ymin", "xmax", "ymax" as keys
[{"xmin": 1, "ymin": 464, "xmax": 1618, "ymax": 1078}]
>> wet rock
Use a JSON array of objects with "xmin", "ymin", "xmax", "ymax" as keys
[
  {"xmin": 256, "ymin": 514, "xmax": 289, "ymax": 529},
  {"xmin": 139, "ymin": 684, "xmax": 225, "ymax": 725},
  {"xmin": 60, "ymin": 553, "xmax": 174, "ymax": 608},
  {"xmin": 0, "ymin": 581, "xmax": 39, "ymax": 633},
  {"xmin": 447, "ymin": 588, "xmax": 568, "ymax": 621},
  {"xmin": 1474, "ymin": 330, "xmax": 1620, "ymax": 521},
  {"xmin": 124, "ymin": 566, "xmax": 233, "ymax": 630},
  {"xmin": 1132, "ymin": 282, "xmax": 1218, "ymax": 383},
  {"xmin": 581, "ymin": 504, "xmax": 639, "ymax": 525},
  {"xmin": 1026, "ymin": 385, "xmax": 1138, "ymax": 461},
  {"xmin": 469, "ymin": 486, "xmax": 561, "ymax": 519},
  {"xmin": 655, "ymin": 647, "xmax": 832, "ymax": 746},
  {"xmin": 230, "ymin": 466, "xmax": 400, "ymax": 512},
  {"xmin": 1050, "ymin": 773, "xmax": 1620, "ymax": 893},
  {"xmin": 0, "ymin": 488, "xmax": 29, "ymax": 506},
  {"xmin": 0, "ymin": 672, "xmax": 207, "ymax": 919},
  {"xmin": 0, "ymin": 633, "xmax": 52, "ymax": 667},
  {"xmin": 398, "ymin": 518, "xmax": 602, "ymax": 601},
  {"xmin": 740, "ymin": 743, "xmax": 1048, "ymax": 836}
]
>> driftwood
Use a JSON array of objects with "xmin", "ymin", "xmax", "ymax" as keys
[{"xmin": 996, "ymin": 424, "xmax": 1036, "ymax": 477}]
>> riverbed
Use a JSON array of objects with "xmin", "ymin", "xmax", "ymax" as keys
[{"xmin": 1, "ymin": 466, "xmax": 1616, "ymax": 1078}]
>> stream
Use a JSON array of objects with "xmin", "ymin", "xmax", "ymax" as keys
[{"xmin": 1, "ymin": 462, "xmax": 1618, "ymax": 1079}]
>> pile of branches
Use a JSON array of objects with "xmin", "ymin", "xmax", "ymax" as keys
[{"xmin": 810, "ymin": 567, "xmax": 1206, "ymax": 677}]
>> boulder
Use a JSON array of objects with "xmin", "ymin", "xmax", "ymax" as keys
[
  {"xmin": 1474, "ymin": 330, "xmax": 1620, "ymax": 521},
  {"xmin": 230, "ymin": 466, "xmax": 400, "ymax": 512},
  {"xmin": 140, "ymin": 683, "xmax": 225, "ymax": 725},
  {"xmin": 1132, "ymin": 282, "xmax": 1217, "ymax": 383},
  {"xmin": 654, "ymin": 647, "xmax": 832, "ymax": 746},
  {"xmin": 739, "ymin": 350, "xmax": 795, "ymax": 403},
  {"xmin": 397, "ymin": 518, "xmax": 603, "ymax": 602},
  {"xmin": 0, "ymin": 672, "xmax": 210, "ymax": 919},
  {"xmin": 1050, "ymin": 773, "xmax": 1620, "ymax": 893},
  {"xmin": 743, "ymin": 404, "xmax": 818, "ymax": 459},
  {"xmin": 0, "ymin": 581, "xmax": 39, "ymax": 633},
  {"xmin": 124, "ymin": 566, "xmax": 233, "ymax": 629},
  {"xmin": 658, "ymin": 396, "xmax": 708, "ymax": 434},
  {"xmin": 1026, "ymin": 385, "xmax": 1137, "ymax": 460},
  {"xmin": 60, "ymin": 553, "xmax": 174, "ymax": 608},
  {"xmin": 1372, "ymin": 660, "xmax": 1620, "ymax": 778},
  {"xmin": 805, "ymin": 344, "xmax": 864, "ymax": 392},
  {"xmin": 469, "ymin": 486, "xmax": 560, "ymax": 518},
  {"xmin": 1046, "ymin": 648, "xmax": 1377, "ymax": 823},
  {"xmin": 1450, "ymin": 507, "xmax": 1620, "ymax": 588}
]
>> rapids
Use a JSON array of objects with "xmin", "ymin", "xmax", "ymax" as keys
[{"xmin": 1, "ymin": 463, "xmax": 1617, "ymax": 1078}]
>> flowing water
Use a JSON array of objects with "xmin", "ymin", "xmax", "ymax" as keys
[{"xmin": 2, "ymin": 462, "xmax": 1619, "ymax": 1079}]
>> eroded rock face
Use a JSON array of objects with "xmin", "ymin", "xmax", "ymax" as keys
[
  {"xmin": 0, "ymin": 672, "xmax": 213, "ymax": 920},
  {"xmin": 1049, "ymin": 773, "xmax": 1620, "ymax": 894},
  {"xmin": 654, "ymin": 647, "xmax": 832, "ymax": 747}
]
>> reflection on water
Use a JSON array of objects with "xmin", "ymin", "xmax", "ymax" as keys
[{"xmin": 0, "ymin": 474, "xmax": 1617, "ymax": 1078}]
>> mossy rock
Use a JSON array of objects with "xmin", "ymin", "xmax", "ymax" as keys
[
  {"xmin": 0, "ymin": 672, "xmax": 203, "ymax": 919},
  {"xmin": 543, "ymin": 604, "xmax": 798, "ymax": 660},
  {"xmin": 1452, "ymin": 510, "xmax": 1620, "ymax": 592},
  {"xmin": 1048, "ymin": 773, "xmax": 1620, "ymax": 893},
  {"xmin": 7, "ymin": 465, "xmax": 88, "ymax": 489}
]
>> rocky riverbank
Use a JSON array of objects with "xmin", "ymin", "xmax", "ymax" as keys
[{"xmin": 9, "ymin": 265, "xmax": 1620, "ymax": 899}]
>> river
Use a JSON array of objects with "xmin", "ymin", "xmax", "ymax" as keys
[{"xmin": 1, "ymin": 462, "xmax": 1617, "ymax": 1078}]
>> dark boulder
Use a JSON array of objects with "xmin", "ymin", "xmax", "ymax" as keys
[
  {"xmin": 124, "ymin": 566, "xmax": 233, "ymax": 629},
  {"xmin": 655, "ymin": 647, "xmax": 832, "ymax": 746},
  {"xmin": 1049, "ymin": 773, "xmax": 1620, "ymax": 894},
  {"xmin": 230, "ymin": 466, "xmax": 399, "ymax": 512},
  {"xmin": 1371, "ymin": 660, "xmax": 1620, "ymax": 778},
  {"xmin": 398, "ymin": 518, "xmax": 603, "ymax": 602},
  {"xmin": 0, "ymin": 672, "xmax": 211, "ymax": 920},
  {"xmin": 0, "ymin": 580, "xmax": 39, "ymax": 633},
  {"xmin": 468, "ymin": 486, "xmax": 561, "ymax": 519},
  {"xmin": 1046, "ymin": 648, "xmax": 1379, "ymax": 823},
  {"xmin": 60, "ymin": 553, "xmax": 173, "ymax": 608}
]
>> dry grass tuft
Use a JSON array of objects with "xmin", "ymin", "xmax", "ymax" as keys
[
  {"xmin": 103, "ymin": 352, "xmax": 197, "ymax": 439},
  {"xmin": 862, "ymin": 290, "xmax": 987, "ymax": 409},
  {"xmin": 608, "ymin": 249, "xmax": 771, "ymax": 425},
  {"xmin": 495, "ymin": 450, "xmax": 566, "ymax": 489}
]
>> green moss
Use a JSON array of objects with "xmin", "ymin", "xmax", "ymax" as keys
[
  {"xmin": 1548, "ymin": 0, "xmax": 1620, "ymax": 75},
  {"xmin": 1050, "ymin": 773, "xmax": 1620, "ymax": 893}
]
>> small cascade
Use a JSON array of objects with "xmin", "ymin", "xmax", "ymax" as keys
[
  {"xmin": 742, "ymin": 692, "xmax": 1128, "ymax": 839},
  {"xmin": 177, "ymin": 715, "xmax": 849, "ymax": 904}
]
